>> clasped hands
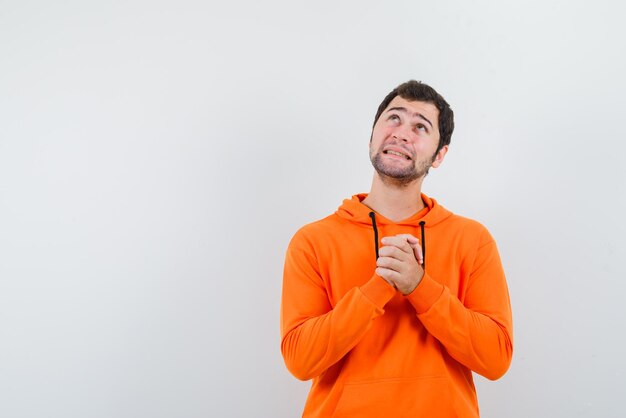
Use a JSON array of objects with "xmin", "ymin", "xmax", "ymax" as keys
[{"xmin": 376, "ymin": 234, "xmax": 424, "ymax": 295}]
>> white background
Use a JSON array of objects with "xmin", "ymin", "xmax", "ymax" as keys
[{"xmin": 1, "ymin": 1, "xmax": 625, "ymax": 417}]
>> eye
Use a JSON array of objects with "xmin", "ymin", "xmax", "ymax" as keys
[
  {"xmin": 415, "ymin": 123, "xmax": 428, "ymax": 133},
  {"xmin": 387, "ymin": 114, "xmax": 401, "ymax": 124}
]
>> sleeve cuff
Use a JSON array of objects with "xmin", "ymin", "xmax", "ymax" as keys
[
  {"xmin": 405, "ymin": 272, "xmax": 444, "ymax": 314},
  {"xmin": 359, "ymin": 274, "xmax": 396, "ymax": 309}
]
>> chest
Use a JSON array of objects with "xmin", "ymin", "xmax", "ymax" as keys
[{"xmin": 315, "ymin": 223, "xmax": 474, "ymax": 306}]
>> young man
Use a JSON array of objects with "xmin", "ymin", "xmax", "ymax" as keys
[{"xmin": 281, "ymin": 81, "xmax": 513, "ymax": 417}]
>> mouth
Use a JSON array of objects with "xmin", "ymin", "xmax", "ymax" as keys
[{"xmin": 383, "ymin": 149, "xmax": 412, "ymax": 160}]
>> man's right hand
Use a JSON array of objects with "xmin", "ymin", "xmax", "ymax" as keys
[{"xmin": 376, "ymin": 234, "xmax": 424, "ymax": 295}]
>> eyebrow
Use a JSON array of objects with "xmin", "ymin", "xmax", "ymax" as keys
[{"xmin": 386, "ymin": 106, "xmax": 433, "ymax": 128}]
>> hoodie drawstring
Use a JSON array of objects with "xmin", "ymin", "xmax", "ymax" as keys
[
  {"xmin": 369, "ymin": 212, "xmax": 426, "ymax": 270},
  {"xmin": 368, "ymin": 212, "xmax": 379, "ymax": 260},
  {"xmin": 419, "ymin": 221, "xmax": 427, "ymax": 270}
]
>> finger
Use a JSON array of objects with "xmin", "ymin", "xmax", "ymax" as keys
[
  {"xmin": 380, "ymin": 236, "xmax": 413, "ymax": 254},
  {"xmin": 396, "ymin": 233, "xmax": 417, "ymax": 243},
  {"xmin": 380, "ymin": 235, "xmax": 422, "ymax": 265},
  {"xmin": 376, "ymin": 255, "xmax": 403, "ymax": 272},
  {"xmin": 378, "ymin": 246, "xmax": 415, "ymax": 264},
  {"xmin": 405, "ymin": 235, "xmax": 419, "ymax": 244},
  {"xmin": 406, "ymin": 237, "xmax": 423, "ymax": 265},
  {"xmin": 398, "ymin": 234, "xmax": 423, "ymax": 264},
  {"xmin": 375, "ymin": 267, "xmax": 400, "ymax": 288},
  {"xmin": 378, "ymin": 246, "xmax": 404, "ymax": 259}
]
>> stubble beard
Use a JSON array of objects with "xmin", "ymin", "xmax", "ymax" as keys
[{"xmin": 370, "ymin": 147, "xmax": 435, "ymax": 187}]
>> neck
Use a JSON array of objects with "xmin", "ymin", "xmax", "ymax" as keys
[{"xmin": 362, "ymin": 173, "xmax": 426, "ymax": 222}]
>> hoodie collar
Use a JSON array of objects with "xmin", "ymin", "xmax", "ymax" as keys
[{"xmin": 336, "ymin": 193, "xmax": 452, "ymax": 227}]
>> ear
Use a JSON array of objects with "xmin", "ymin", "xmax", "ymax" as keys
[{"xmin": 431, "ymin": 145, "xmax": 448, "ymax": 169}]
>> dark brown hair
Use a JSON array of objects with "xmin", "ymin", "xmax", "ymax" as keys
[{"xmin": 373, "ymin": 80, "xmax": 454, "ymax": 153}]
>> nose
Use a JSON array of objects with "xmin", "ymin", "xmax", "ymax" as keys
[{"xmin": 392, "ymin": 126, "xmax": 410, "ymax": 143}]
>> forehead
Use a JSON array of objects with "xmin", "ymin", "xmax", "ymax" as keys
[{"xmin": 384, "ymin": 96, "xmax": 439, "ymax": 127}]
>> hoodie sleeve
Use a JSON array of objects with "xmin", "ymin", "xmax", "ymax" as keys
[
  {"xmin": 405, "ymin": 229, "xmax": 513, "ymax": 380},
  {"xmin": 280, "ymin": 231, "xmax": 396, "ymax": 381}
]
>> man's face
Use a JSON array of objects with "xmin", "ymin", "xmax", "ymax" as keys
[{"xmin": 369, "ymin": 96, "xmax": 447, "ymax": 185}]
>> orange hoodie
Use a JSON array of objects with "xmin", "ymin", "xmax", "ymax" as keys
[{"xmin": 281, "ymin": 194, "xmax": 513, "ymax": 418}]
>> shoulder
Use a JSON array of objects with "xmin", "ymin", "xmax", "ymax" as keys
[
  {"xmin": 440, "ymin": 212, "xmax": 496, "ymax": 247},
  {"xmin": 288, "ymin": 213, "xmax": 342, "ymax": 249}
]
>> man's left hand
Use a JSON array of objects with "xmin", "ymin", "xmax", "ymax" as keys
[{"xmin": 376, "ymin": 234, "xmax": 424, "ymax": 295}]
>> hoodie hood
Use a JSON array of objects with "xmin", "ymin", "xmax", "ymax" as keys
[
  {"xmin": 336, "ymin": 193, "xmax": 454, "ymax": 270},
  {"xmin": 336, "ymin": 193, "xmax": 453, "ymax": 228}
]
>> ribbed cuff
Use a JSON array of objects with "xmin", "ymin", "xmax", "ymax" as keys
[
  {"xmin": 360, "ymin": 274, "xmax": 396, "ymax": 309},
  {"xmin": 406, "ymin": 273, "xmax": 444, "ymax": 314}
]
